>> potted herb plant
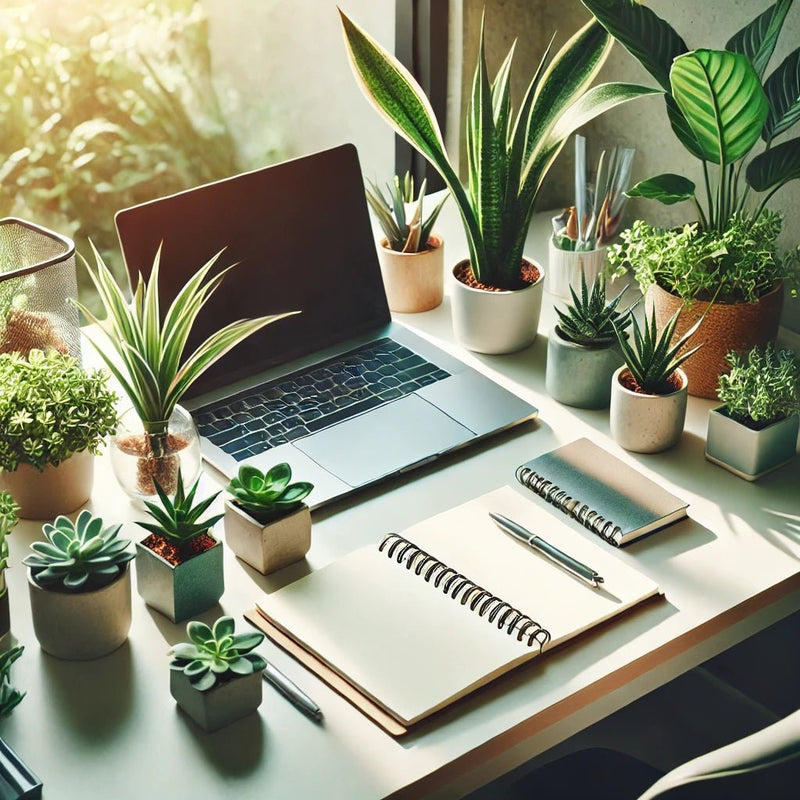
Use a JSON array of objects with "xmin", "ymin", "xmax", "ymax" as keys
[
  {"xmin": 583, "ymin": 0, "xmax": 800, "ymax": 398},
  {"xmin": 365, "ymin": 172, "xmax": 448, "ymax": 313},
  {"xmin": 0, "ymin": 645, "xmax": 25, "ymax": 717},
  {"xmin": 0, "ymin": 349, "xmax": 117, "ymax": 519},
  {"xmin": 135, "ymin": 471, "xmax": 225, "ymax": 623},
  {"xmin": 169, "ymin": 616, "xmax": 266, "ymax": 732},
  {"xmin": 610, "ymin": 307, "xmax": 703, "ymax": 453},
  {"xmin": 76, "ymin": 245, "xmax": 293, "ymax": 500},
  {"xmin": 341, "ymin": 11, "xmax": 655, "ymax": 354},
  {"xmin": 0, "ymin": 492, "xmax": 18, "ymax": 642},
  {"xmin": 224, "ymin": 463, "xmax": 314, "ymax": 575},
  {"xmin": 23, "ymin": 510, "xmax": 134, "ymax": 660},
  {"xmin": 706, "ymin": 344, "xmax": 800, "ymax": 480},
  {"xmin": 545, "ymin": 273, "xmax": 634, "ymax": 409}
]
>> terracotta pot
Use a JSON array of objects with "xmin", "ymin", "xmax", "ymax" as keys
[
  {"xmin": 449, "ymin": 258, "xmax": 545, "ymax": 354},
  {"xmin": 647, "ymin": 282, "xmax": 783, "ymax": 400},
  {"xmin": 170, "ymin": 669, "xmax": 262, "ymax": 732},
  {"xmin": 0, "ymin": 449, "xmax": 94, "ymax": 520},
  {"xmin": 546, "ymin": 240, "xmax": 607, "ymax": 299},
  {"xmin": 377, "ymin": 234, "xmax": 444, "ymax": 313}
]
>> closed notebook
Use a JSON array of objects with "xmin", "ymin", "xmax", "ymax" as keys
[
  {"xmin": 515, "ymin": 438, "xmax": 689, "ymax": 546},
  {"xmin": 249, "ymin": 486, "xmax": 660, "ymax": 733}
]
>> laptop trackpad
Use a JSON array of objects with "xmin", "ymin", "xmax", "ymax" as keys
[{"xmin": 292, "ymin": 394, "xmax": 473, "ymax": 487}]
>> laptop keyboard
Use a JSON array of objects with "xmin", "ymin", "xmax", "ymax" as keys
[{"xmin": 192, "ymin": 338, "xmax": 451, "ymax": 461}]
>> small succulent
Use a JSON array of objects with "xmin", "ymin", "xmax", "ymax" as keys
[
  {"xmin": 0, "ymin": 491, "xmax": 19, "ymax": 576},
  {"xmin": 365, "ymin": 172, "xmax": 448, "ymax": 253},
  {"xmin": 0, "ymin": 645, "xmax": 25, "ymax": 717},
  {"xmin": 23, "ymin": 510, "xmax": 134, "ymax": 592},
  {"xmin": 169, "ymin": 616, "xmax": 266, "ymax": 692},
  {"xmin": 613, "ymin": 306, "xmax": 703, "ymax": 395},
  {"xmin": 555, "ymin": 272, "xmax": 634, "ymax": 347},
  {"xmin": 227, "ymin": 463, "xmax": 313, "ymax": 524},
  {"xmin": 718, "ymin": 344, "xmax": 800, "ymax": 428},
  {"xmin": 137, "ymin": 469, "xmax": 224, "ymax": 544}
]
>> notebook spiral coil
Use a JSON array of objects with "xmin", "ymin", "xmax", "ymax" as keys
[
  {"xmin": 379, "ymin": 534, "xmax": 551, "ymax": 649},
  {"xmin": 515, "ymin": 465, "xmax": 623, "ymax": 546}
]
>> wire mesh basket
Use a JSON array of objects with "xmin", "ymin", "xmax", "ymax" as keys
[{"xmin": 0, "ymin": 217, "xmax": 81, "ymax": 359}]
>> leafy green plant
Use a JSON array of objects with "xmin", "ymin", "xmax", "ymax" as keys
[
  {"xmin": 340, "ymin": 10, "xmax": 656, "ymax": 289},
  {"xmin": 0, "ymin": 491, "xmax": 18, "ymax": 594},
  {"xmin": 0, "ymin": 349, "xmax": 118, "ymax": 472},
  {"xmin": 0, "ymin": 645, "xmax": 25, "ymax": 717},
  {"xmin": 227, "ymin": 463, "xmax": 313, "ymax": 524},
  {"xmin": 717, "ymin": 344, "xmax": 800, "ymax": 427},
  {"xmin": 23, "ymin": 510, "xmax": 134, "ymax": 593},
  {"xmin": 613, "ymin": 306, "xmax": 704, "ymax": 395},
  {"xmin": 169, "ymin": 616, "xmax": 266, "ymax": 692},
  {"xmin": 555, "ymin": 272, "xmax": 634, "ymax": 347},
  {"xmin": 365, "ymin": 172, "xmax": 448, "ymax": 253},
  {"xmin": 137, "ymin": 470, "xmax": 224, "ymax": 545}
]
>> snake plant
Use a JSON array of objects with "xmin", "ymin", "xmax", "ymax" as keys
[{"xmin": 340, "ymin": 11, "xmax": 656, "ymax": 290}]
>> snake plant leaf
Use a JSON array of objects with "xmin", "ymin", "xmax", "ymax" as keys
[
  {"xmin": 746, "ymin": 135, "xmax": 800, "ymax": 191},
  {"xmin": 726, "ymin": 0, "xmax": 793, "ymax": 79},
  {"xmin": 670, "ymin": 50, "xmax": 768, "ymax": 165},
  {"xmin": 580, "ymin": 0, "xmax": 688, "ymax": 91},
  {"xmin": 762, "ymin": 48, "xmax": 800, "ymax": 142},
  {"xmin": 626, "ymin": 174, "xmax": 696, "ymax": 204}
]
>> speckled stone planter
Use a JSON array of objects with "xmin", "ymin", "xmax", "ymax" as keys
[{"xmin": 170, "ymin": 669, "xmax": 262, "ymax": 732}]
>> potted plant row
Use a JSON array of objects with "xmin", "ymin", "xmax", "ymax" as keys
[{"xmin": 341, "ymin": 11, "xmax": 655, "ymax": 354}]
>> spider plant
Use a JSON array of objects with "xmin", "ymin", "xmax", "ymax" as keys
[{"xmin": 340, "ymin": 11, "xmax": 656, "ymax": 290}]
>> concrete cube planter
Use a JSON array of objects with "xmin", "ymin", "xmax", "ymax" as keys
[
  {"xmin": 170, "ymin": 669, "xmax": 262, "ymax": 732},
  {"xmin": 27, "ymin": 566, "xmax": 131, "ymax": 660},
  {"xmin": 135, "ymin": 534, "xmax": 224, "ymax": 623},
  {"xmin": 224, "ymin": 501, "xmax": 311, "ymax": 575},
  {"xmin": 705, "ymin": 407, "xmax": 799, "ymax": 481}
]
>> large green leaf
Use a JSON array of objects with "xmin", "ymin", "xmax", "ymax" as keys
[
  {"xmin": 670, "ymin": 49, "xmax": 768, "ymax": 165},
  {"xmin": 762, "ymin": 48, "xmax": 800, "ymax": 142},
  {"xmin": 726, "ymin": 0, "xmax": 793, "ymax": 78},
  {"xmin": 627, "ymin": 174, "xmax": 696, "ymax": 204},
  {"xmin": 580, "ymin": 0, "xmax": 688, "ymax": 91},
  {"xmin": 746, "ymin": 135, "xmax": 800, "ymax": 191},
  {"xmin": 666, "ymin": 95, "xmax": 707, "ymax": 161}
]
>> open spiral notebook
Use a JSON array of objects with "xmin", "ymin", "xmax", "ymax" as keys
[{"xmin": 246, "ymin": 486, "xmax": 661, "ymax": 735}]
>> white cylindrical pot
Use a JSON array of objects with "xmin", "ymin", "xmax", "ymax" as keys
[
  {"xmin": 450, "ymin": 258, "xmax": 545, "ymax": 354},
  {"xmin": 546, "ymin": 240, "xmax": 607, "ymax": 299},
  {"xmin": 610, "ymin": 367, "xmax": 688, "ymax": 453},
  {"xmin": 377, "ymin": 235, "xmax": 444, "ymax": 313}
]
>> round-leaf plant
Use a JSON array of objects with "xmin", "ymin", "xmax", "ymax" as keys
[{"xmin": 227, "ymin": 463, "xmax": 313, "ymax": 524}]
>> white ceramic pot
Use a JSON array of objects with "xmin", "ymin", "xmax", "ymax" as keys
[
  {"xmin": 0, "ymin": 449, "xmax": 94, "ymax": 520},
  {"xmin": 27, "ymin": 566, "xmax": 132, "ymax": 660},
  {"xmin": 170, "ymin": 669, "xmax": 262, "ymax": 732},
  {"xmin": 224, "ymin": 501, "xmax": 311, "ymax": 575},
  {"xmin": 610, "ymin": 367, "xmax": 688, "ymax": 453},
  {"xmin": 449, "ymin": 258, "xmax": 545, "ymax": 354},
  {"xmin": 377, "ymin": 234, "xmax": 444, "ymax": 313},
  {"xmin": 546, "ymin": 239, "xmax": 607, "ymax": 299}
]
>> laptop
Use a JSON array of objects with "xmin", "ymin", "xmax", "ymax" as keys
[{"xmin": 115, "ymin": 143, "xmax": 537, "ymax": 508}]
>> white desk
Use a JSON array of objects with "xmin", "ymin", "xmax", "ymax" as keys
[{"xmin": 2, "ymin": 212, "xmax": 799, "ymax": 799}]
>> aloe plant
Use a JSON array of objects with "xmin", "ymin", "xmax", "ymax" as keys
[
  {"xmin": 581, "ymin": 0, "xmax": 800, "ymax": 232},
  {"xmin": 227, "ymin": 463, "xmax": 313, "ymax": 524},
  {"xmin": 340, "ymin": 11, "xmax": 656, "ymax": 290},
  {"xmin": 555, "ymin": 273, "xmax": 634, "ymax": 347}
]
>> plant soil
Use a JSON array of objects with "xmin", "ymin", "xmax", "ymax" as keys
[
  {"xmin": 454, "ymin": 260, "xmax": 539, "ymax": 291},
  {"xmin": 141, "ymin": 532, "xmax": 217, "ymax": 567},
  {"xmin": 619, "ymin": 369, "xmax": 684, "ymax": 396},
  {"xmin": 117, "ymin": 433, "xmax": 188, "ymax": 495},
  {"xmin": 0, "ymin": 309, "xmax": 68, "ymax": 356}
]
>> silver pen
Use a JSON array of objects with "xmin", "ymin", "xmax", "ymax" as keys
[
  {"xmin": 263, "ymin": 662, "xmax": 323, "ymax": 721},
  {"xmin": 489, "ymin": 512, "xmax": 604, "ymax": 588}
]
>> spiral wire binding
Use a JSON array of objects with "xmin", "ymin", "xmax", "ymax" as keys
[
  {"xmin": 515, "ymin": 465, "xmax": 623, "ymax": 546},
  {"xmin": 379, "ymin": 534, "xmax": 551, "ymax": 649}
]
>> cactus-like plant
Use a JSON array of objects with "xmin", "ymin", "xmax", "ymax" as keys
[
  {"xmin": 227, "ymin": 463, "xmax": 313, "ymax": 524},
  {"xmin": 137, "ymin": 469, "xmax": 224, "ymax": 544},
  {"xmin": 23, "ymin": 510, "xmax": 134, "ymax": 592},
  {"xmin": 169, "ymin": 616, "xmax": 266, "ymax": 692},
  {"xmin": 0, "ymin": 645, "xmax": 25, "ymax": 717}
]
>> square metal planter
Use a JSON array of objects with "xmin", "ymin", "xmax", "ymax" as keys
[{"xmin": 170, "ymin": 669, "xmax": 262, "ymax": 732}]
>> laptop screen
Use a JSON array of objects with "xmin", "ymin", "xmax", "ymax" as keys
[{"xmin": 115, "ymin": 143, "xmax": 390, "ymax": 398}]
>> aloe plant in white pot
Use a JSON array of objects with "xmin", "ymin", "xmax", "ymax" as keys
[{"xmin": 340, "ymin": 11, "xmax": 656, "ymax": 354}]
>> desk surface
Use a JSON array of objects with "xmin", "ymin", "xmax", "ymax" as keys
[{"xmin": 2, "ymin": 210, "xmax": 799, "ymax": 800}]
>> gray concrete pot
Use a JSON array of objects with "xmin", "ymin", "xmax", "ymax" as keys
[
  {"xmin": 27, "ymin": 566, "xmax": 131, "ymax": 660},
  {"xmin": 170, "ymin": 668, "xmax": 262, "ymax": 732},
  {"xmin": 545, "ymin": 325, "xmax": 624, "ymax": 409},
  {"xmin": 224, "ymin": 501, "xmax": 311, "ymax": 575},
  {"xmin": 135, "ymin": 534, "xmax": 223, "ymax": 623},
  {"xmin": 705, "ymin": 407, "xmax": 799, "ymax": 481},
  {"xmin": 610, "ymin": 367, "xmax": 688, "ymax": 453}
]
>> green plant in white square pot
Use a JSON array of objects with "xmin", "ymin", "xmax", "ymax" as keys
[
  {"xmin": 341, "ymin": 11, "xmax": 656, "ymax": 354},
  {"xmin": 706, "ymin": 344, "xmax": 800, "ymax": 480},
  {"xmin": 225, "ymin": 463, "xmax": 314, "ymax": 575},
  {"xmin": 610, "ymin": 306, "xmax": 702, "ymax": 453},
  {"xmin": 135, "ymin": 471, "xmax": 224, "ymax": 623},
  {"xmin": 366, "ymin": 172, "xmax": 448, "ymax": 313},
  {"xmin": 23, "ymin": 511, "xmax": 134, "ymax": 660},
  {"xmin": 546, "ymin": 273, "xmax": 635, "ymax": 409},
  {"xmin": 0, "ymin": 492, "xmax": 19, "ymax": 642},
  {"xmin": 0, "ymin": 349, "xmax": 118, "ymax": 519},
  {"xmin": 169, "ymin": 616, "xmax": 266, "ymax": 732}
]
